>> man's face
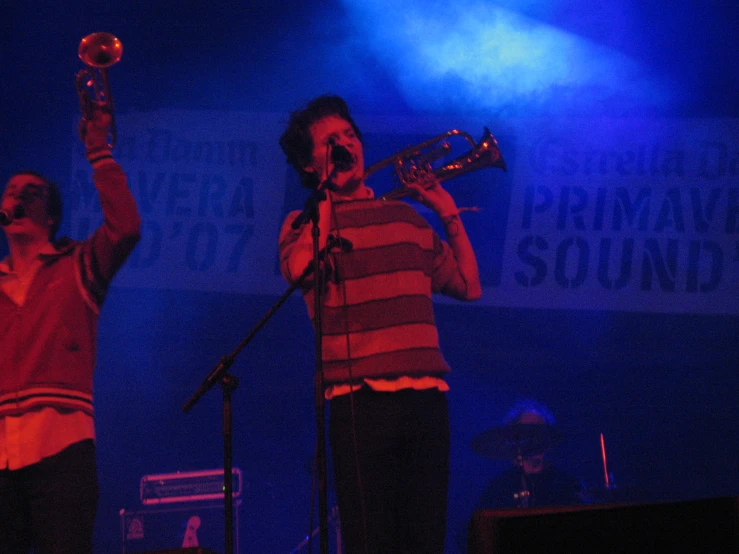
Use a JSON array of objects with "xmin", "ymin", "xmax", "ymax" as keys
[
  {"xmin": 306, "ymin": 115, "xmax": 365, "ymax": 196},
  {"xmin": 517, "ymin": 411, "xmax": 548, "ymax": 474},
  {"xmin": 1, "ymin": 174, "xmax": 53, "ymax": 240}
]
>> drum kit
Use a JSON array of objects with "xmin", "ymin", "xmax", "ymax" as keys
[
  {"xmin": 470, "ymin": 423, "xmax": 562, "ymax": 459},
  {"xmin": 471, "ymin": 423, "xmax": 562, "ymax": 508}
]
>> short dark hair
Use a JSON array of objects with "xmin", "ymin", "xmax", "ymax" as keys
[
  {"xmin": 279, "ymin": 94, "xmax": 363, "ymax": 189},
  {"xmin": 7, "ymin": 170, "xmax": 63, "ymax": 240}
]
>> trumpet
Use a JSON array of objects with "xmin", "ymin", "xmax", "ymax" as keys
[
  {"xmin": 365, "ymin": 128, "xmax": 507, "ymax": 201},
  {"xmin": 75, "ymin": 32, "xmax": 123, "ymax": 146}
]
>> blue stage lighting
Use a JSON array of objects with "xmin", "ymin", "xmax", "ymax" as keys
[{"xmin": 341, "ymin": 1, "xmax": 674, "ymax": 115}]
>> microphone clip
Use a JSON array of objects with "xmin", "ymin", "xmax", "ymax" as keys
[{"xmin": 327, "ymin": 234, "xmax": 353, "ymax": 253}]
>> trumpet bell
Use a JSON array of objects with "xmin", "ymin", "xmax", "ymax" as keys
[
  {"xmin": 76, "ymin": 32, "xmax": 122, "ymax": 148},
  {"xmin": 376, "ymin": 127, "xmax": 507, "ymax": 201},
  {"xmin": 435, "ymin": 127, "xmax": 507, "ymax": 182},
  {"xmin": 78, "ymin": 32, "xmax": 123, "ymax": 68}
]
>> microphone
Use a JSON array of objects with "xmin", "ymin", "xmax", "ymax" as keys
[
  {"xmin": 0, "ymin": 205, "xmax": 25, "ymax": 226},
  {"xmin": 328, "ymin": 138, "xmax": 354, "ymax": 172}
]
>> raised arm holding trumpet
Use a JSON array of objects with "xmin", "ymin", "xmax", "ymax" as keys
[{"xmin": 0, "ymin": 34, "xmax": 140, "ymax": 554}]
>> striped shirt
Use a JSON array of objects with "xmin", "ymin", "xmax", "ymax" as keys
[{"xmin": 279, "ymin": 196, "xmax": 459, "ymax": 385}]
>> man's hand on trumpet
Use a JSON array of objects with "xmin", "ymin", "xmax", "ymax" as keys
[
  {"xmin": 78, "ymin": 102, "xmax": 114, "ymax": 151},
  {"xmin": 398, "ymin": 162, "xmax": 460, "ymax": 219},
  {"xmin": 83, "ymin": 109, "xmax": 113, "ymax": 149},
  {"xmin": 83, "ymin": 109, "xmax": 115, "ymax": 165}
]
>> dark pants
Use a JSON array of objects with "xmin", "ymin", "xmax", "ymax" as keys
[
  {"xmin": 329, "ymin": 388, "xmax": 450, "ymax": 554},
  {"xmin": 0, "ymin": 439, "xmax": 99, "ymax": 554}
]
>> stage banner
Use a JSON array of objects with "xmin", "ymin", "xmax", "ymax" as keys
[
  {"xmin": 68, "ymin": 112, "xmax": 738, "ymax": 315},
  {"xmin": 492, "ymin": 117, "xmax": 738, "ymax": 316}
]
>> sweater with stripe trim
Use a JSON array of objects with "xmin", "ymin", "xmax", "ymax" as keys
[
  {"xmin": 0, "ymin": 160, "xmax": 141, "ymax": 418},
  {"xmin": 279, "ymin": 197, "xmax": 458, "ymax": 384}
]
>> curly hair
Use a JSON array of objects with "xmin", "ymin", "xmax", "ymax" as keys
[{"xmin": 279, "ymin": 95, "xmax": 363, "ymax": 189}]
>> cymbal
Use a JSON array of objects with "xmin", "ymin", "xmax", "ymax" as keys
[{"xmin": 470, "ymin": 423, "xmax": 562, "ymax": 459}]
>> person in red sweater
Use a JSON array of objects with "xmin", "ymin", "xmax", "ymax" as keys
[
  {"xmin": 279, "ymin": 95, "xmax": 482, "ymax": 553},
  {"xmin": 0, "ymin": 109, "xmax": 141, "ymax": 554}
]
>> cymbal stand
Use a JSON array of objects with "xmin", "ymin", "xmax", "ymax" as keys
[{"xmin": 512, "ymin": 447, "xmax": 531, "ymax": 509}]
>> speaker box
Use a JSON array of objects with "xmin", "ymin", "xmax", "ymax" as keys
[
  {"xmin": 120, "ymin": 501, "xmax": 241, "ymax": 554},
  {"xmin": 468, "ymin": 496, "xmax": 739, "ymax": 554},
  {"xmin": 129, "ymin": 549, "xmax": 218, "ymax": 554}
]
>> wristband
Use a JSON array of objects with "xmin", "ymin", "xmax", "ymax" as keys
[
  {"xmin": 441, "ymin": 213, "xmax": 461, "ymax": 237},
  {"xmin": 86, "ymin": 147, "xmax": 114, "ymax": 166}
]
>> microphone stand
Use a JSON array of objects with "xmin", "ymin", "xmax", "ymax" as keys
[
  {"xmin": 290, "ymin": 170, "xmax": 341, "ymax": 554},
  {"xmin": 300, "ymin": 176, "xmax": 337, "ymax": 554},
  {"xmin": 182, "ymin": 185, "xmax": 340, "ymax": 554},
  {"xmin": 310, "ymin": 209, "xmax": 330, "ymax": 554}
]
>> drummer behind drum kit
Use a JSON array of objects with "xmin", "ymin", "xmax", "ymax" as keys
[
  {"xmin": 471, "ymin": 422, "xmax": 564, "ymax": 509},
  {"xmin": 467, "ymin": 426, "xmax": 739, "ymax": 553},
  {"xmin": 470, "ymin": 422, "xmax": 625, "ymax": 507}
]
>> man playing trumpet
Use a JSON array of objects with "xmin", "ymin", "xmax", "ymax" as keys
[
  {"xmin": 0, "ymin": 108, "xmax": 140, "ymax": 554},
  {"xmin": 278, "ymin": 94, "xmax": 481, "ymax": 553}
]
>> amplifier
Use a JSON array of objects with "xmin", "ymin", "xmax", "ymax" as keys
[
  {"xmin": 140, "ymin": 468, "xmax": 243, "ymax": 505},
  {"xmin": 127, "ymin": 550, "xmax": 219, "ymax": 554},
  {"xmin": 120, "ymin": 501, "xmax": 241, "ymax": 554}
]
